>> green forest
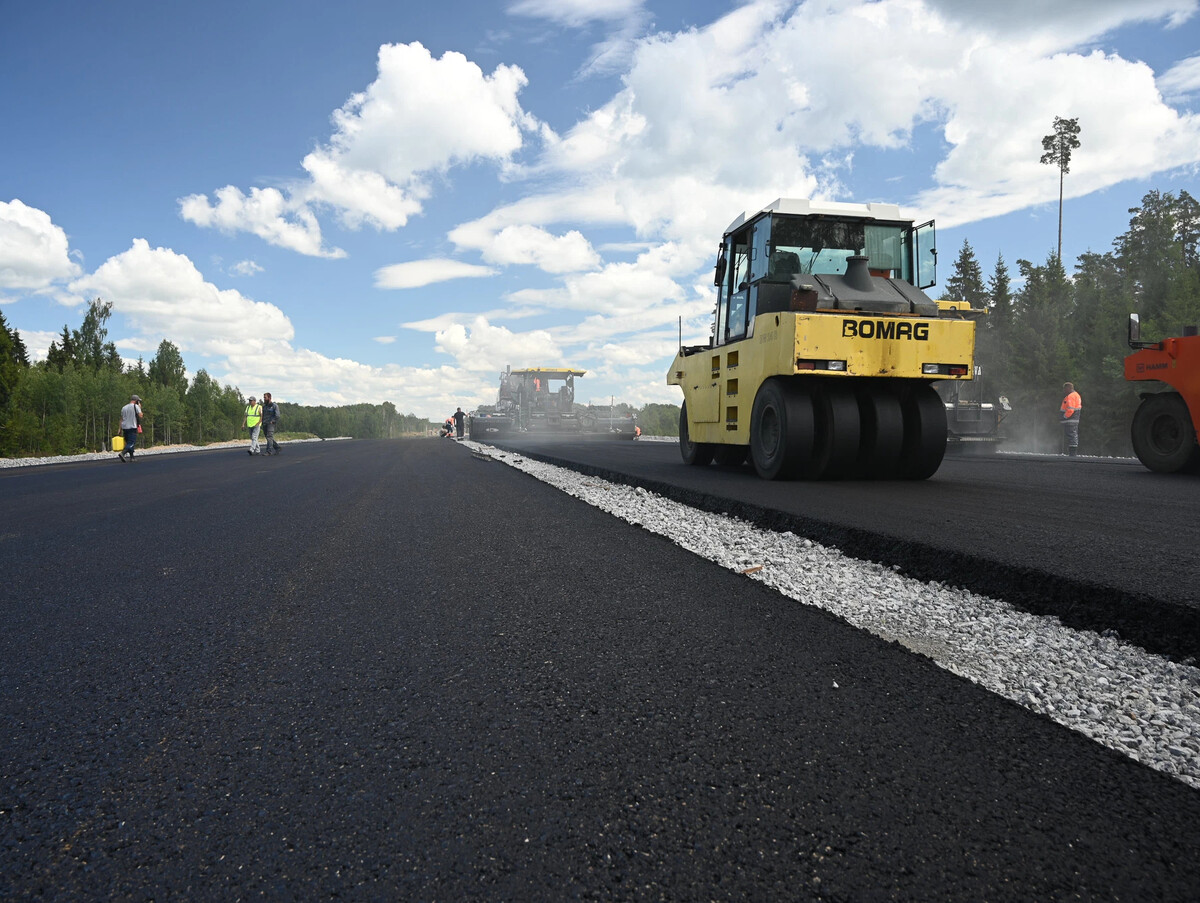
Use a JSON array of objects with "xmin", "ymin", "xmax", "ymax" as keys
[
  {"xmin": 2, "ymin": 190, "xmax": 1196, "ymax": 457},
  {"xmin": 944, "ymin": 189, "xmax": 1199, "ymax": 455},
  {"xmin": 0, "ymin": 302, "xmax": 430, "ymax": 457}
]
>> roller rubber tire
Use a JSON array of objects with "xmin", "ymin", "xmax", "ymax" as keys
[
  {"xmin": 855, "ymin": 385, "xmax": 905, "ymax": 479},
  {"xmin": 750, "ymin": 379, "xmax": 815, "ymax": 480},
  {"xmin": 897, "ymin": 383, "xmax": 948, "ymax": 480},
  {"xmin": 679, "ymin": 402, "xmax": 714, "ymax": 466},
  {"xmin": 811, "ymin": 380, "xmax": 862, "ymax": 480},
  {"xmin": 1131, "ymin": 393, "xmax": 1200, "ymax": 474}
]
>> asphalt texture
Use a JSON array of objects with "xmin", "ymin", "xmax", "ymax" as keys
[
  {"xmin": 491, "ymin": 438, "xmax": 1200, "ymax": 663},
  {"xmin": 2, "ymin": 438, "xmax": 1199, "ymax": 900}
]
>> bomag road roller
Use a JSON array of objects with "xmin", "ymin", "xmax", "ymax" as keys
[
  {"xmin": 1125, "ymin": 314, "xmax": 1200, "ymax": 473},
  {"xmin": 667, "ymin": 198, "xmax": 980, "ymax": 480}
]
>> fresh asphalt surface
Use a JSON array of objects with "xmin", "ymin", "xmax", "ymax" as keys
[
  {"xmin": 492, "ymin": 437, "xmax": 1200, "ymax": 663},
  {"xmin": 2, "ymin": 439, "xmax": 1199, "ymax": 900}
]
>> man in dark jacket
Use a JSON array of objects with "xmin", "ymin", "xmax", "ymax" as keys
[{"xmin": 261, "ymin": 392, "xmax": 281, "ymax": 455}]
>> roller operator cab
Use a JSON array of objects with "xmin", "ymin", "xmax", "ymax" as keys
[{"xmin": 667, "ymin": 198, "xmax": 980, "ymax": 480}]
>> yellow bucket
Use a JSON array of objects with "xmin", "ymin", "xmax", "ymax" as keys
[{"xmin": 113, "ymin": 435, "xmax": 125, "ymax": 451}]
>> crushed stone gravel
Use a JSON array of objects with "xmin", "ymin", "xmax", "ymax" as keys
[{"xmin": 0, "ymin": 437, "xmax": 339, "ymax": 469}]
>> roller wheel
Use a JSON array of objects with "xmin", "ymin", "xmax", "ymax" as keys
[
  {"xmin": 713, "ymin": 445, "xmax": 748, "ymax": 467},
  {"xmin": 1131, "ymin": 393, "xmax": 1200, "ymax": 473},
  {"xmin": 811, "ymin": 380, "xmax": 862, "ymax": 479},
  {"xmin": 750, "ymin": 379, "xmax": 815, "ymax": 480},
  {"xmin": 679, "ymin": 402, "xmax": 714, "ymax": 466},
  {"xmin": 897, "ymin": 383, "xmax": 948, "ymax": 480},
  {"xmin": 855, "ymin": 385, "xmax": 905, "ymax": 479}
]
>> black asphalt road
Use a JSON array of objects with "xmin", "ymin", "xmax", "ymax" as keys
[
  {"xmin": 490, "ymin": 438, "xmax": 1200, "ymax": 662},
  {"xmin": 2, "ymin": 439, "xmax": 1199, "ymax": 900}
]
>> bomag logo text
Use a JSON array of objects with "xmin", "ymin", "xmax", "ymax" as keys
[{"xmin": 842, "ymin": 319, "xmax": 930, "ymax": 340}]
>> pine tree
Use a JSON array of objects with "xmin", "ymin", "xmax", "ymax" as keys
[
  {"xmin": 72, "ymin": 298, "xmax": 120, "ymax": 372},
  {"xmin": 944, "ymin": 240, "xmax": 987, "ymax": 307},
  {"xmin": 148, "ymin": 340, "xmax": 188, "ymax": 393},
  {"xmin": 1040, "ymin": 116, "xmax": 1082, "ymax": 263},
  {"xmin": 1, "ymin": 310, "xmax": 30, "ymax": 430},
  {"xmin": 45, "ymin": 325, "xmax": 76, "ymax": 372},
  {"xmin": 987, "ymin": 254, "xmax": 1013, "ymax": 329},
  {"xmin": 1118, "ymin": 190, "xmax": 1200, "ymax": 330}
]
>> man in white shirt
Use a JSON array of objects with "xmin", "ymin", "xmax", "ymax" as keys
[{"xmin": 118, "ymin": 394, "xmax": 143, "ymax": 462}]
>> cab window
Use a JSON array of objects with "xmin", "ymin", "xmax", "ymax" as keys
[{"xmin": 717, "ymin": 230, "xmax": 750, "ymax": 345}]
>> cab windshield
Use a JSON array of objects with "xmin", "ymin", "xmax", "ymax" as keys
[{"xmin": 766, "ymin": 216, "xmax": 909, "ymax": 281}]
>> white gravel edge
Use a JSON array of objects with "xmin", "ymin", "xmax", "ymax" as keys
[
  {"xmin": 467, "ymin": 440, "xmax": 1200, "ymax": 791},
  {"xmin": 0, "ymin": 437, "xmax": 347, "ymax": 469}
]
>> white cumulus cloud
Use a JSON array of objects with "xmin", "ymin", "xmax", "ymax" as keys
[
  {"xmin": 179, "ymin": 186, "xmax": 344, "ymax": 258},
  {"xmin": 69, "ymin": 239, "xmax": 294, "ymax": 357},
  {"xmin": 1160, "ymin": 53, "xmax": 1200, "ymax": 100},
  {"xmin": 508, "ymin": 0, "xmax": 645, "ymax": 27},
  {"xmin": 474, "ymin": 224, "xmax": 602, "ymax": 273},
  {"xmin": 179, "ymin": 41, "xmax": 537, "ymax": 255},
  {"xmin": 0, "ymin": 199, "xmax": 82, "ymax": 291},
  {"xmin": 374, "ymin": 259, "xmax": 500, "ymax": 290},
  {"xmin": 230, "ymin": 260, "xmax": 263, "ymax": 277},
  {"xmin": 432, "ymin": 314, "xmax": 563, "ymax": 373}
]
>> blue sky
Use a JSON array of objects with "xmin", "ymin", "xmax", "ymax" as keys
[{"xmin": 2, "ymin": 0, "xmax": 1199, "ymax": 420}]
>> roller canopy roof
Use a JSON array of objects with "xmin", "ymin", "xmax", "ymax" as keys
[
  {"xmin": 510, "ymin": 368, "xmax": 587, "ymax": 377},
  {"xmin": 725, "ymin": 198, "xmax": 909, "ymax": 235}
]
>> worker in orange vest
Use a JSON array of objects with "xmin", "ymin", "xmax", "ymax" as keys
[{"xmin": 1060, "ymin": 381, "xmax": 1082, "ymax": 456}]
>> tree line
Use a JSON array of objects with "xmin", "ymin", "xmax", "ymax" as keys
[
  {"xmin": 5, "ymin": 189, "xmax": 1195, "ymax": 456},
  {"xmin": 0, "ymin": 301, "xmax": 429, "ymax": 457},
  {"xmin": 944, "ymin": 189, "xmax": 1199, "ymax": 455}
]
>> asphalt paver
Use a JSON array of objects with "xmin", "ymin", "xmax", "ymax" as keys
[{"xmin": 2, "ymin": 439, "xmax": 1199, "ymax": 900}]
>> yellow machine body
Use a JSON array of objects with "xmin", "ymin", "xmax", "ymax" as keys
[
  {"xmin": 669, "ymin": 309, "xmax": 976, "ymax": 446},
  {"xmin": 666, "ymin": 197, "xmax": 982, "ymax": 479}
]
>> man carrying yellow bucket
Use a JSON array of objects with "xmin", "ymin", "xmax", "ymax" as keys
[{"xmin": 117, "ymin": 394, "xmax": 142, "ymax": 462}]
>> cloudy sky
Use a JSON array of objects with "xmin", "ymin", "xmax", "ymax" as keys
[{"xmin": 2, "ymin": 0, "xmax": 1198, "ymax": 418}]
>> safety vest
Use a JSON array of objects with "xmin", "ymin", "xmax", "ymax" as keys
[
  {"xmin": 1061, "ymin": 391, "xmax": 1081, "ymax": 419},
  {"xmin": 245, "ymin": 403, "xmax": 262, "ymax": 427}
]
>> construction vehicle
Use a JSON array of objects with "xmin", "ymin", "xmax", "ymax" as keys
[
  {"xmin": 469, "ymin": 366, "xmax": 637, "ymax": 440},
  {"xmin": 1125, "ymin": 314, "xmax": 1200, "ymax": 473},
  {"xmin": 935, "ymin": 369, "xmax": 1011, "ymax": 453},
  {"xmin": 667, "ymin": 198, "xmax": 980, "ymax": 480}
]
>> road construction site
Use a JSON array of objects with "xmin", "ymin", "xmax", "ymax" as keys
[{"xmin": 2, "ymin": 438, "xmax": 1198, "ymax": 900}]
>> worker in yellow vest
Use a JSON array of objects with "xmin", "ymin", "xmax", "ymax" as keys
[{"xmin": 243, "ymin": 395, "xmax": 263, "ymax": 455}]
